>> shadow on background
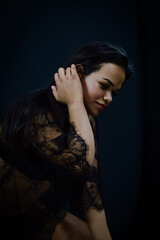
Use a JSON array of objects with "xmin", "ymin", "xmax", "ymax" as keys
[{"xmin": 124, "ymin": 1, "xmax": 160, "ymax": 239}]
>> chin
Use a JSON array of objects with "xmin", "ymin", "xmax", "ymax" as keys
[
  {"xmin": 87, "ymin": 108, "xmax": 99, "ymax": 117},
  {"xmin": 85, "ymin": 103, "xmax": 100, "ymax": 117}
]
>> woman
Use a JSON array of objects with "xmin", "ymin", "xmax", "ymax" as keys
[{"xmin": 0, "ymin": 41, "xmax": 134, "ymax": 240}]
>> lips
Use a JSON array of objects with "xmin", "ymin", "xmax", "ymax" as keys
[{"xmin": 96, "ymin": 102, "xmax": 106, "ymax": 110}]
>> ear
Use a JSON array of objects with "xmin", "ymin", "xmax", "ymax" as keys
[
  {"xmin": 75, "ymin": 64, "xmax": 84, "ymax": 74},
  {"xmin": 75, "ymin": 64, "xmax": 84, "ymax": 80}
]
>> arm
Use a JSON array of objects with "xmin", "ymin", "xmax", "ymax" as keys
[
  {"xmin": 52, "ymin": 65, "xmax": 112, "ymax": 239},
  {"xmin": 67, "ymin": 101, "xmax": 95, "ymax": 165},
  {"xmin": 78, "ymin": 173, "xmax": 112, "ymax": 240},
  {"xmin": 68, "ymin": 172, "xmax": 112, "ymax": 239},
  {"xmin": 85, "ymin": 209, "xmax": 112, "ymax": 240},
  {"xmin": 52, "ymin": 64, "xmax": 95, "ymax": 165},
  {"xmin": 82, "ymin": 116, "xmax": 112, "ymax": 240},
  {"xmin": 32, "ymin": 113, "xmax": 97, "ymax": 181},
  {"xmin": 32, "ymin": 65, "xmax": 96, "ymax": 180}
]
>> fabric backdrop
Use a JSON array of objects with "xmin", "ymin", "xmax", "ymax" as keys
[{"xmin": 0, "ymin": 0, "xmax": 159, "ymax": 239}]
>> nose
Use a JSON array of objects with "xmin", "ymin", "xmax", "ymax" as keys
[{"xmin": 103, "ymin": 91, "xmax": 112, "ymax": 103}]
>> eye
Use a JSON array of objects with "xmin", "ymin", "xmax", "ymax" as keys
[{"xmin": 99, "ymin": 83, "xmax": 109, "ymax": 90}]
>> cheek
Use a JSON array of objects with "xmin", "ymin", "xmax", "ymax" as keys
[
  {"xmin": 88, "ymin": 85, "xmax": 103, "ymax": 99},
  {"xmin": 83, "ymin": 79, "xmax": 102, "ymax": 100}
]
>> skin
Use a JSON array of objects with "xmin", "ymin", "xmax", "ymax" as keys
[
  {"xmin": 51, "ymin": 63, "xmax": 125, "ymax": 240},
  {"xmin": 80, "ymin": 63, "xmax": 126, "ymax": 117},
  {"xmin": 52, "ymin": 63, "xmax": 125, "ymax": 117},
  {"xmin": 52, "ymin": 212, "xmax": 93, "ymax": 240}
]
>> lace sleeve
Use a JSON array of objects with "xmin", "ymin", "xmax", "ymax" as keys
[
  {"xmin": 67, "ymin": 115, "xmax": 105, "ymax": 216},
  {"xmin": 68, "ymin": 166, "xmax": 104, "ymax": 217},
  {"xmin": 30, "ymin": 112, "xmax": 98, "ymax": 181},
  {"xmin": 86, "ymin": 115, "xmax": 104, "ymax": 212}
]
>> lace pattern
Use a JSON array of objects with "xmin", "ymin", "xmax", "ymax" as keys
[
  {"xmin": 33, "ymin": 114, "xmax": 98, "ymax": 182},
  {"xmin": 0, "ymin": 91, "xmax": 105, "ymax": 239}
]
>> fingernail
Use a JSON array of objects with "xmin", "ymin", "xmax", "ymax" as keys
[
  {"xmin": 51, "ymin": 85, "xmax": 54, "ymax": 90},
  {"xmin": 71, "ymin": 64, "xmax": 75, "ymax": 68}
]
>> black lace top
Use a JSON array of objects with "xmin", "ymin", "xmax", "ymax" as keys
[{"xmin": 0, "ymin": 88, "xmax": 104, "ymax": 240}]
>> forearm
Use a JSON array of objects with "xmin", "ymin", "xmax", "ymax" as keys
[
  {"xmin": 67, "ymin": 102, "xmax": 95, "ymax": 165},
  {"xmin": 85, "ymin": 208, "xmax": 112, "ymax": 240}
]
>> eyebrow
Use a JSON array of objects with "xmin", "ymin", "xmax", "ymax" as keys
[
  {"xmin": 102, "ymin": 78, "xmax": 121, "ymax": 91},
  {"xmin": 102, "ymin": 78, "xmax": 114, "ymax": 86}
]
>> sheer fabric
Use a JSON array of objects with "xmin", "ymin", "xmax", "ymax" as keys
[{"xmin": 0, "ymin": 88, "xmax": 104, "ymax": 240}]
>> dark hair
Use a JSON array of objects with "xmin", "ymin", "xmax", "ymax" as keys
[
  {"xmin": 64, "ymin": 41, "xmax": 134, "ymax": 80},
  {"xmin": 1, "ymin": 41, "xmax": 134, "ymax": 155}
]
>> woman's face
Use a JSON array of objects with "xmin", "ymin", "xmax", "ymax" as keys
[{"xmin": 81, "ymin": 63, "xmax": 125, "ymax": 117}]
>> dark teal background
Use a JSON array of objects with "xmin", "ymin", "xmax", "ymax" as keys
[{"xmin": 0, "ymin": 0, "xmax": 159, "ymax": 239}]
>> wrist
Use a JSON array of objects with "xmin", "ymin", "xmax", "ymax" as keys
[{"xmin": 67, "ymin": 101, "xmax": 85, "ymax": 109}]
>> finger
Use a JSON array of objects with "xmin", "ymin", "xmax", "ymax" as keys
[
  {"xmin": 58, "ymin": 67, "xmax": 66, "ymax": 79},
  {"xmin": 71, "ymin": 64, "xmax": 78, "ymax": 77},
  {"xmin": 51, "ymin": 85, "xmax": 57, "ymax": 99},
  {"xmin": 54, "ymin": 73, "xmax": 59, "ymax": 86},
  {"xmin": 66, "ymin": 67, "xmax": 72, "ymax": 78},
  {"xmin": 54, "ymin": 72, "xmax": 59, "ymax": 80}
]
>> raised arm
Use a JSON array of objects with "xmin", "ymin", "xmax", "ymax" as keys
[
  {"xmin": 52, "ymin": 64, "xmax": 95, "ymax": 165},
  {"xmin": 31, "ymin": 64, "xmax": 97, "ymax": 180}
]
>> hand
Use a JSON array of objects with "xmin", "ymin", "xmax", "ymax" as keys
[{"xmin": 51, "ymin": 64, "xmax": 84, "ymax": 106}]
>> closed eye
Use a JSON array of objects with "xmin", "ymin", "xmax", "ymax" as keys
[
  {"xmin": 99, "ymin": 83, "xmax": 109, "ymax": 90},
  {"xmin": 99, "ymin": 82, "xmax": 120, "ymax": 97}
]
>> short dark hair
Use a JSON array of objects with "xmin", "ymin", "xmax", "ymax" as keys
[{"xmin": 65, "ymin": 41, "xmax": 134, "ymax": 80}]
